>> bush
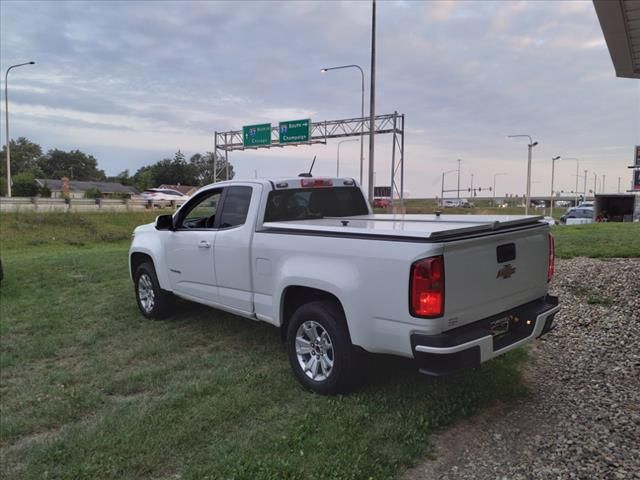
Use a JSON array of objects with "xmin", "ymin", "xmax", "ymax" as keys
[
  {"xmin": 111, "ymin": 191, "xmax": 131, "ymax": 200},
  {"xmin": 84, "ymin": 187, "xmax": 102, "ymax": 199},
  {"xmin": 12, "ymin": 172, "xmax": 38, "ymax": 197},
  {"xmin": 39, "ymin": 182, "xmax": 52, "ymax": 198}
]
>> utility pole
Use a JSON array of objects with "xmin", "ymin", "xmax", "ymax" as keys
[
  {"xmin": 367, "ymin": 0, "xmax": 376, "ymax": 205},
  {"xmin": 618, "ymin": 176, "xmax": 621, "ymax": 193},
  {"xmin": 213, "ymin": 133, "xmax": 217, "ymax": 183},
  {"xmin": 602, "ymin": 174, "xmax": 606, "ymax": 193},
  {"xmin": 550, "ymin": 156, "xmax": 560, "ymax": 218},
  {"xmin": 493, "ymin": 172, "xmax": 507, "ymax": 207},
  {"xmin": 593, "ymin": 172, "xmax": 598, "ymax": 195},
  {"xmin": 526, "ymin": 144, "xmax": 532, "ymax": 214},
  {"xmin": 456, "ymin": 158, "xmax": 462, "ymax": 200},
  {"xmin": 506, "ymin": 135, "xmax": 537, "ymax": 215},
  {"xmin": 470, "ymin": 173, "xmax": 474, "ymax": 196}
]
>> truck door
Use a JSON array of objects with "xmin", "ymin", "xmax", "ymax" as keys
[
  {"xmin": 213, "ymin": 185, "xmax": 258, "ymax": 314},
  {"xmin": 164, "ymin": 188, "xmax": 222, "ymax": 302}
]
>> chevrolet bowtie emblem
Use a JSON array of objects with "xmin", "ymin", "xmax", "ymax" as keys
[{"xmin": 497, "ymin": 264, "xmax": 516, "ymax": 279}]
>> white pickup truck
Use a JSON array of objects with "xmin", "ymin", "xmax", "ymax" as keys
[{"xmin": 129, "ymin": 177, "xmax": 559, "ymax": 394}]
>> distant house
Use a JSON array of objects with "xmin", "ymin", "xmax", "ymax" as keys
[
  {"xmin": 157, "ymin": 184, "xmax": 199, "ymax": 196},
  {"xmin": 36, "ymin": 178, "xmax": 138, "ymax": 199}
]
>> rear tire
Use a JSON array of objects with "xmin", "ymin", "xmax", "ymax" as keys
[
  {"xmin": 134, "ymin": 262, "xmax": 172, "ymax": 319},
  {"xmin": 286, "ymin": 300, "xmax": 358, "ymax": 395}
]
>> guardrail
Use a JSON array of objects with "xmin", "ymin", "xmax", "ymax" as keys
[{"xmin": 0, "ymin": 197, "xmax": 186, "ymax": 212}]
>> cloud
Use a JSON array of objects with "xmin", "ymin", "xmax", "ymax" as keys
[
  {"xmin": 426, "ymin": 1, "xmax": 457, "ymax": 22},
  {"xmin": 0, "ymin": 0, "xmax": 636, "ymax": 197}
]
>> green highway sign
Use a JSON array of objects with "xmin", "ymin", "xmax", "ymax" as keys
[
  {"xmin": 243, "ymin": 123, "xmax": 271, "ymax": 147},
  {"xmin": 279, "ymin": 119, "xmax": 311, "ymax": 144}
]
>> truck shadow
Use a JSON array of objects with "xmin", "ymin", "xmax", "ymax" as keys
[{"xmin": 161, "ymin": 298, "xmax": 525, "ymax": 396}]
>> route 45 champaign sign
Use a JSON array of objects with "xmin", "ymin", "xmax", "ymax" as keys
[{"xmin": 279, "ymin": 119, "xmax": 311, "ymax": 144}]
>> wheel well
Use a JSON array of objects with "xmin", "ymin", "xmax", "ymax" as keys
[
  {"xmin": 280, "ymin": 286, "xmax": 347, "ymax": 341},
  {"xmin": 130, "ymin": 252, "xmax": 153, "ymax": 280}
]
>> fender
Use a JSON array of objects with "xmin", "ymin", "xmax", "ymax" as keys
[
  {"xmin": 129, "ymin": 229, "xmax": 172, "ymax": 291},
  {"xmin": 273, "ymin": 255, "xmax": 362, "ymax": 339}
]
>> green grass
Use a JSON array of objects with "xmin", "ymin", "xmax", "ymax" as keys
[
  {"xmin": 0, "ymin": 211, "xmax": 159, "ymax": 250},
  {"xmin": 0, "ymin": 212, "xmax": 530, "ymax": 479},
  {"xmin": 552, "ymin": 223, "xmax": 640, "ymax": 258}
]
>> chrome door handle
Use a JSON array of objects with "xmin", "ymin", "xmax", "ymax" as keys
[{"xmin": 198, "ymin": 240, "xmax": 211, "ymax": 249}]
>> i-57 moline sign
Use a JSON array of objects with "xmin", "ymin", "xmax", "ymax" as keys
[
  {"xmin": 279, "ymin": 119, "xmax": 310, "ymax": 144},
  {"xmin": 242, "ymin": 123, "xmax": 271, "ymax": 147}
]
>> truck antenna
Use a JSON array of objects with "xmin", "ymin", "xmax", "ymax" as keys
[{"xmin": 298, "ymin": 155, "xmax": 316, "ymax": 177}]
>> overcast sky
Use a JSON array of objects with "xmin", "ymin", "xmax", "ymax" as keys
[{"xmin": 1, "ymin": 0, "xmax": 638, "ymax": 197}]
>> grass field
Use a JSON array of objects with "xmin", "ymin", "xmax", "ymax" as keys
[
  {"xmin": 551, "ymin": 223, "xmax": 640, "ymax": 258},
  {"xmin": 0, "ymin": 211, "xmax": 637, "ymax": 479}
]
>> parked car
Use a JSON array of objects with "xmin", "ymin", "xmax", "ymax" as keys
[
  {"xmin": 129, "ymin": 177, "xmax": 559, "ymax": 394},
  {"xmin": 442, "ymin": 198, "xmax": 470, "ymax": 208},
  {"xmin": 140, "ymin": 188, "xmax": 189, "ymax": 206},
  {"xmin": 560, "ymin": 206, "xmax": 594, "ymax": 224},
  {"xmin": 373, "ymin": 198, "xmax": 391, "ymax": 208}
]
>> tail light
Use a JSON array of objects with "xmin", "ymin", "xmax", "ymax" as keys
[
  {"xmin": 547, "ymin": 234, "xmax": 555, "ymax": 282},
  {"xmin": 410, "ymin": 255, "xmax": 444, "ymax": 317}
]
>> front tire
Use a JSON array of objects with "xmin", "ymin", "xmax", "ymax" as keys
[
  {"xmin": 134, "ymin": 262, "xmax": 172, "ymax": 319},
  {"xmin": 286, "ymin": 300, "xmax": 358, "ymax": 395}
]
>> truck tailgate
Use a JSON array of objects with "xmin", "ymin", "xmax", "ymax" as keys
[{"xmin": 442, "ymin": 224, "xmax": 550, "ymax": 329}]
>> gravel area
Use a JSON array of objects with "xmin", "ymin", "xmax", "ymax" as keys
[{"xmin": 403, "ymin": 258, "xmax": 640, "ymax": 480}]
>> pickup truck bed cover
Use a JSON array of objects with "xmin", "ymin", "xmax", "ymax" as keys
[{"xmin": 261, "ymin": 214, "xmax": 545, "ymax": 242}]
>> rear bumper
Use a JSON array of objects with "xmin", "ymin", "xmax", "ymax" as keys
[{"xmin": 411, "ymin": 295, "xmax": 560, "ymax": 376}]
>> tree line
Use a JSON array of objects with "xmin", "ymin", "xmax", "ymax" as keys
[{"xmin": 0, "ymin": 137, "xmax": 234, "ymax": 197}]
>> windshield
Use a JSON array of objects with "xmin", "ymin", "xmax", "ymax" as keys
[{"xmin": 264, "ymin": 187, "xmax": 368, "ymax": 222}]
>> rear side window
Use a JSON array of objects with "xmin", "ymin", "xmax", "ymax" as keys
[
  {"xmin": 218, "ymin": 186, "xmax": 252, "ymax": 228},
  {"xmin": 264, "ymin": 187, "xmax": 368, "ymax": 222}
]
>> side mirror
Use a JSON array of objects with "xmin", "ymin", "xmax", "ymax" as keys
[{"xmin": 155, "ymin": 214, "xmax": 174, "ymax": 231}]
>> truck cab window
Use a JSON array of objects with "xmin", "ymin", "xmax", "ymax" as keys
[
  {"xmin": 179, "ymin": 190, "xmax": 222, "ymax": 229},
  {"xmin": 265, "ymin": 187, "xmax": 368, "ymax": 222},
  {"xmin": 218, "ymin": 186, "xmax": 253, "ymax": 228}
]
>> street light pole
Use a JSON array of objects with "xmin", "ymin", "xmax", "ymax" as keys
[
  {"xmin": 441, "ymin": 169, "xmax": 457, "ymax": 207},
  {"xmin": 4, "ymin": 61, "xmax": 35, "ymax": 197},
  {"xmin": 336, "ymin": 139, "xmax": 358, "ymax": 177},
  {"xmin": 320, "ymin": 64, "xmax": 365, "ymax": 184},
  {"xmin": 593, "ymin": 172, "xmax": 598, "ymax": 195},
  {"xmin": 368, "ymin": 0, "xmax": 376, "ymax": 205},
  {"xmin": 507, "ymin": 134, "xmax": 538, "ymax": 215},
  {"xmin": 583, "ymin": 170, "xmax": 588, "ymax": 200},
  {"xmin": 456, "ymin": 158, "xmax": 462, "ymax": 200},
  {"xmin": 493, "ymin": 172, "xmax": 507, "ymax": 206},
  {"xmin": 550, "ymin": 156, "xmax": 560, "ymax": 218}
]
